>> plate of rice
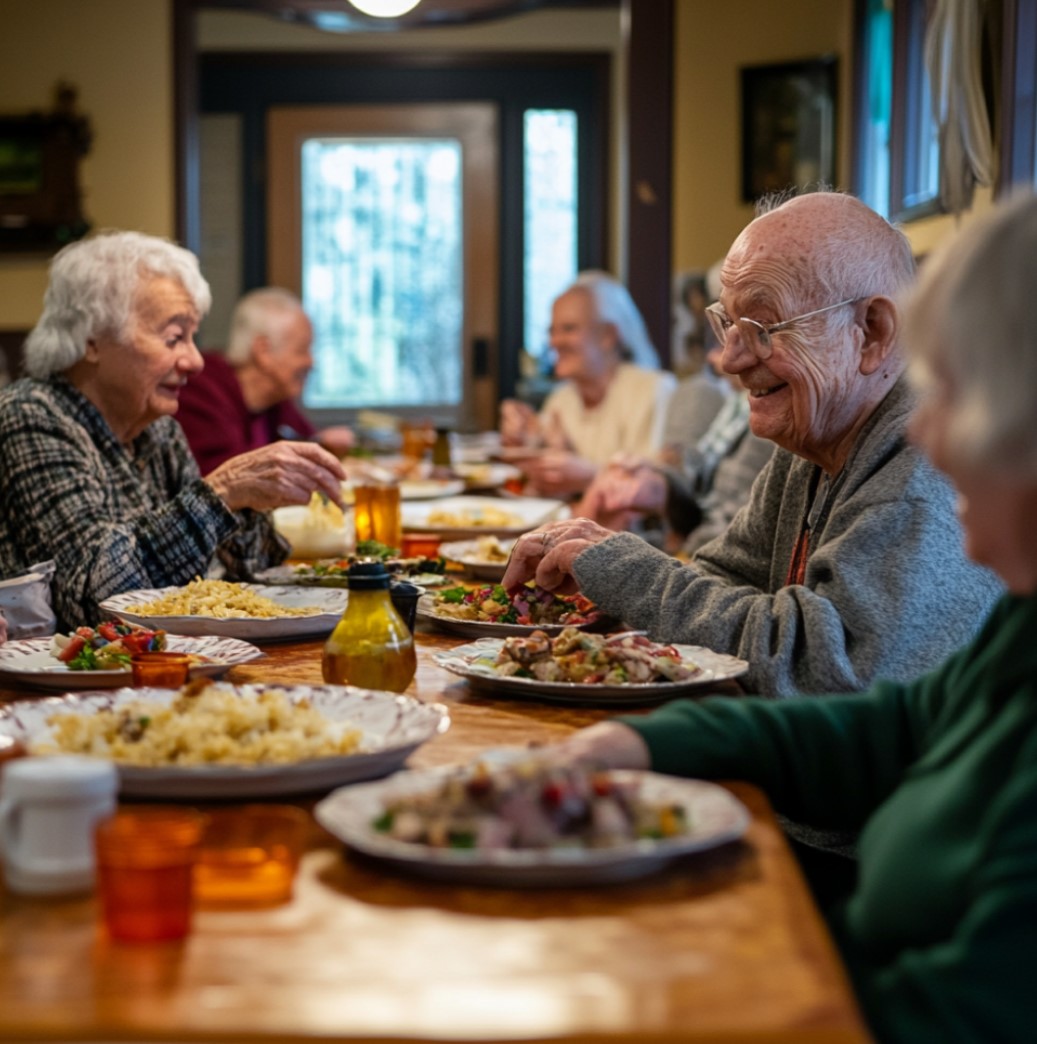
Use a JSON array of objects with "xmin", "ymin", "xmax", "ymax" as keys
[
  {"xmin": 100, "ymin": 579, "xmax": 347, "ymax": 641},
  {"xmin": 0, "ymin": 681, "xmax": 451, "ymax": 798}
]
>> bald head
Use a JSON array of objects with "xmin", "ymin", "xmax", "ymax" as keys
[{"xmin": 723, "ymin": 192, "xmax": 915, "ymax": 314}]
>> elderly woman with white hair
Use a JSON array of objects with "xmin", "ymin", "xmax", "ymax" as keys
[
  {"xmin": 546, "ymin": 194, "xmax": 1037, "ymax": 1042},
  {"xmin": 500, "ymin": 270, "xmax": 676, "ymax": 498},
  {"xmin": 0, "ymin": 230, "xmax": 346, "ymax": 631}
]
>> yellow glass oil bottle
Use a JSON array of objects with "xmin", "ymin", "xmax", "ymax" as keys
[{"xmin": 322, "ymin": 562, "xmax": 416, "ymax": 692}]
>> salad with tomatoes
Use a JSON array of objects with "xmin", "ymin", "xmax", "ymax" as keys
[{"xmin": 49, "ymin": 622, "xmax": 167, "ymax": 671}]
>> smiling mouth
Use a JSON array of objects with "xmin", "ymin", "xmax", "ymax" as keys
[{"xmin": 750, "ymin": 384, "xmax": 787, "ymax": 399}]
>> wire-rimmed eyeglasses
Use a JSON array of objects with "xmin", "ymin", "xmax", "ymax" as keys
[{"xmin": 705, "ymin": 298, "xmax": 861, "ymax": 360}]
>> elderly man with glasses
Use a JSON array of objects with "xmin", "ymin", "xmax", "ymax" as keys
[{"xmin": 504, "ymin": 191, "xmax": 1003, "ymax": 700}]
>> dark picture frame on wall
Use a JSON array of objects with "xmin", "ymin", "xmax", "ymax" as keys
[{"xmin": 740, "ymin": 57, "xmax": 838, "ymax": 204}]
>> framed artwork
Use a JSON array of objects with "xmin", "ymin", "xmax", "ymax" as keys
[
  {"xmin": 0, "ymin": 84, "xmax": 92, "ymax": 252},
  {"xmin": 740, "ymin": 57, "xmax": 838, "ymax": 204}
]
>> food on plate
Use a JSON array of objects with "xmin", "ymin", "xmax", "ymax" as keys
[
  {"xmin": 293, "ymin": 541, "xmax": 445, "ymax": 581},
  {"xmin": 470, "ymin": 536, "xmax": 511, "ymax": 563},
  {"xmin": 424, "ymin": 506, "xmax": 525, "ymax": 529},
  {"xmin": 49, "ymin": 622, "xmax": 168, "ymax": 670},
  {"xmin": 33, "ymin": 680, "xmax": 362, "ymax": 766},
  {"xmin": 432, "ymin": 583, "xmax": 599, "ymax": 626},
  {"xmin": 373, "ymin": 759, "xmax": 689, "ymax": 850},
  {"xmin": 491, "ymin": 627, "xmax": 702, "ymax": 684},
  {"xmin": 303, "ymin": 491, "xmax": 347, "ymax": 528},
  {"xmin": 124, "ymin": 578, "xmax": 322, "ymax": 619}
]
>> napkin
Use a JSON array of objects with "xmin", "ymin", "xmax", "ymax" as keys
[{"xmin": 0, "ymin": 560, "xmax": 57, "ymax": 639}]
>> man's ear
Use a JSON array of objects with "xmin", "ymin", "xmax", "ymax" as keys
[{"xmin": 857, "ymin": 296, "xmax": 898, "ymax": 376}]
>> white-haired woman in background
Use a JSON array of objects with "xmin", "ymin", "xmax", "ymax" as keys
[
  {"xmin": 0, "ymin": 230, "xmax": 345, "ymax": 631},
  {"xmin": 547, "ymin": 194, "xmax": 1037, "ymax": 1042},
  {"xmin": 500, "ymin": 270, "xmax": 676, "ymax": 499}
]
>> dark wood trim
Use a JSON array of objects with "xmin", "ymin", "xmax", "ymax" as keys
[
  {"xmin": 1000, "ymin": 0, "xmax": 1037, "ymax": 190},
  {"xmin": 0, "ymin": 330, "xmax": 29, "ymax": 383},
  {"xmin": 173, "ymin": 0, "xmax": 199, "ymax": 250},
  {"xmin": 624, "ymin": 0, "xmax": 674, "ymax": 367}
]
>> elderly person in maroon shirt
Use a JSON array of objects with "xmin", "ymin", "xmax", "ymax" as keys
[{"xmin": 177, "ymin": 288, "xmax": 354, "ymax": 474}]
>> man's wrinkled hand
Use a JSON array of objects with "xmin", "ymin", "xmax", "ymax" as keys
[{"xmin": 502, "ymin": 517, "xmax": 615, "ymax": 595}]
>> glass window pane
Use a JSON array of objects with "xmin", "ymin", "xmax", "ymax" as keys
[
  {"xmin": 859, "ymin": 0, "xmax": 893, "ymax": 216},
  {"xmin": 300, "ymin": 137, "xmax": 463, "ymax": 410},
  {"xmin": 523, "ymin": 110, "xmax": 578, "ymax": 364}
]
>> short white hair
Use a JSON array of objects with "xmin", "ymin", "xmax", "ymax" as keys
[
  {"xmin": 905, "ymin": 192, "xmax": 1037, "ymax": 479},
  {"xmin": 225, "ymin": 287, "xmax": 307, "ymax": 365},
  {"xmin": 24, "ymin": 230, "xmax": 211, "ymax": 379},
  {"xmin": 567, "ymin": 270, "xmax": 660, "ymax": 369}
]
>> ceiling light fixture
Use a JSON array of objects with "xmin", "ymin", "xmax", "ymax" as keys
[{"xmin": 347, "ymin": 0, "xmax": 422, "ymax": 16}]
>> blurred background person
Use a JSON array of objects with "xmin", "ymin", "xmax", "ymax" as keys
[
  {"xmin": 177, "ymin": 287, "xmax": 354, "ymax": 474},
  {"xmin": 0, "ymin": 232, "xmax": 346, "ymax": 630},
  {"xmin": 577, "ymin": 342, "xmax": 773, "ymax": 554},
  {"xmin": 499, "ymin": 270, "xmax": 676, "ymax": 499}
]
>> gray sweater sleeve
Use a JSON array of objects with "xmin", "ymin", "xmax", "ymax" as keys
[{"xmin": 573, "ymin": 436, "xmax": 1002, "ymax": 697}]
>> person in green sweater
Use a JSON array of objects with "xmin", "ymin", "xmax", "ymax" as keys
[{"xmin": 550, "ymin": 193, "xmax": 1037, "ymax": 1042}]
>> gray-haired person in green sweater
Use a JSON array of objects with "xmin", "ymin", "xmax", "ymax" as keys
[{"xmin": 546, "ymin": 193, "xmax": 1037, "ymax": 1042}]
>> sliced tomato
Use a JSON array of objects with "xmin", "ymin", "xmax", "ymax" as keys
[
  {"xmin": 97, "ymin": 621, "xmax": 122, "ymax": 642},
  {"xmin": 57, "ymin": 635, "xmax": 87, "ymax": 663}
]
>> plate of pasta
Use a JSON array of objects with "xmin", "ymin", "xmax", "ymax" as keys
[
  {"xmin": 401, "ymin": 495, "xmax": 567, "ymax": 539},
  {"xmin": 100, "ymin": 579, "xmax": 346, "ymax": 641},
  {"xmin": 0, "ymin": 681, "xmax": 451, "ymax": 798}
]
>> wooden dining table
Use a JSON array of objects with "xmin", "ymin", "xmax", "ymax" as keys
[{"xmin": 0, "ymin": 623, "xmax": 872, "ymax": 1044}]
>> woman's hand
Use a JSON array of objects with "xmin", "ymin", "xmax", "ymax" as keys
[
  {"xmin": 205, "ymin": 441, "xmax": 347, "ymax": 513},
  {"xmin": 576, "ymin": 455, "xmax": 666, "ymax": 526},
  {"xmin": 502, "ymin": 517, "xmax": 616, "ymax": 595},
  {"xmin": 522, "ymin": 450, "xmax": 598, "ymax": 499},
  {"xmin": 548, "ymin": 722, "xmax": 652, "ymax": 771},
  {"xmin": 499, "ymin": 399, "xmax": 541, "ymax": 447}
]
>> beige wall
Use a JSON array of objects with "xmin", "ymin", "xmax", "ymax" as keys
[
  {"xmin": 0, "ymin": 0, "xmax": 174, "ymax": 329},
  {"xmin": 0, "ymin": 0, "xmax": 996, "ymax": 334},
  {"xmin": 672, "ymin": 0, "xmax": 854, "ymax": 272}
]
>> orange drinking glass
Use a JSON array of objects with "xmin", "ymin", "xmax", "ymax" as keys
[
  {"xmin": 94, "ymin": 808, "xmax": 205, "ymax": 943},
  {"xmin": 354, "ymin": 483, "xmax": 402, "ymax": 551},
  {"xmin": 130, "ymin": 652, "xmax": 191, "ymax": 688},
  {"xmin": 194, "ymin": 805, "xmax": 307, "ymax": 906}
]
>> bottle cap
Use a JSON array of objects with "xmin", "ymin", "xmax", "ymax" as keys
[{"xmin": 346, "ymin": 561, "xmax": 392, "ymax": 590}]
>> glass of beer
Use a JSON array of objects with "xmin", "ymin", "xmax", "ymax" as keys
[{"xmin": 353, "ymin": 482, "xmax": 402, "ymax": 551}]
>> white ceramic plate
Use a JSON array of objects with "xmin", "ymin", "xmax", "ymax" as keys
[
  {"xmin": 100, "ymin": 585, "xmax": 346, "ymax": 641},
  {"xmin": 399, "ymin": 478, "xmax": 466, "ymax": 500},
  {"xmin": 315, "ymin": 767, "xmax": 750, "ymax": 886},
  {"xmin": 254, "ymin": 561, "xmax": 449, "ymax": 589},
  {"xmin": 401, "ymin": 495, "xmax": 566, "ymax": 540},
  {"xmin": 439, "ymin": 538, "xmax": 517, "ymax": 581},
  {"xmin": 0, "ymin": 635, "xmax": 263, "ymax": 691},
  {"xmin": 0, "ymin": 684, "xmax": 451, "ymax": 799},
  {"xmin": 416, "ymin": 593, "xmax": 607, "ymax": 640},
  {"xmin": 433, "ymin": 638, "xmax": 749, "ymax": 706},
  {"xmin": 452, "ymin": 463, "xmax": 522, "ymax": 492}
]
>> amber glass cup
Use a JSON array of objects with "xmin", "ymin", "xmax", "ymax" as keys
[
  {"xmin": 95, "ymin": 807, "xmax": 205, "ymax": 943},
  {"xmin": 194, "ymin": 805, "xmax": 307, "ymax": 906},
  {"xmin": 354, "ymin": 483, "xmax": 402, "ymax": 550},
  {"xmin": 130, "ymin": 652, "xmax": 191, "ymax": 688}
]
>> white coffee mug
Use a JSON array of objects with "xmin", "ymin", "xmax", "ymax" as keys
[{"xmin": 0, "ymin": 756, "xmax": 118, "ymax": 896}]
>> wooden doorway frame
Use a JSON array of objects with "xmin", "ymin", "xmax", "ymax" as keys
[{"xmin": 172, "ymin": 0, "xmax": 675, "ymax": 365}]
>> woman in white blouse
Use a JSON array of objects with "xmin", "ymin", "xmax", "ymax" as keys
[{"xmin": 500, "ymin": 271, "xmax": 676, "ymax": 498}]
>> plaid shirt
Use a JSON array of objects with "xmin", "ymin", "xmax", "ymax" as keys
[{"xmin": 0, "ymin": 376, "xmax": 287, "ymax": 630}]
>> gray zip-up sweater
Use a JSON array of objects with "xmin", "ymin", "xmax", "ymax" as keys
[{"xmin": 573, "ymin": 377, "xmax": 1003, "ymax": 697}]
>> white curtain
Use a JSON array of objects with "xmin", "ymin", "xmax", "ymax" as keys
[{"xmin": 925, "ymin": 0, "xmax": 995, "ymax": 215}]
